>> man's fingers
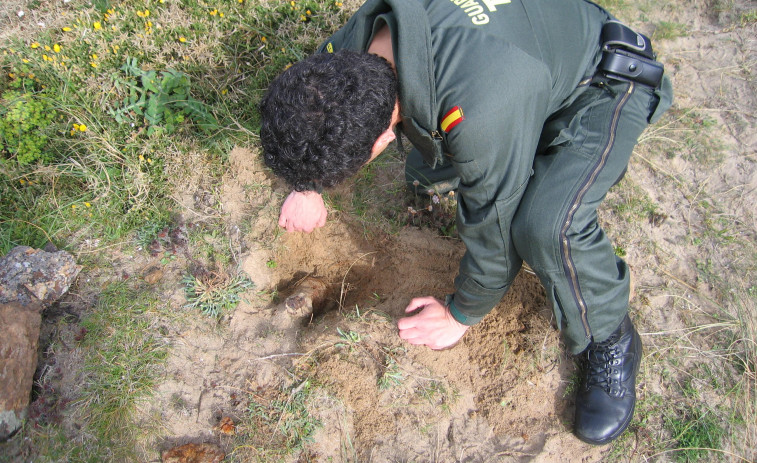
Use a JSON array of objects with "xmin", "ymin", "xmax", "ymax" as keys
[
  {"xmin": 405, "ymin": 297, "xmax": 433, "ymax": 313},
  {"xmin": 397, "ymin": 317, "xmax": 418, "ymax": 331}
]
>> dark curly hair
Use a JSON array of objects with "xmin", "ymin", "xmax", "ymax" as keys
[{"xmin": 259, "ymin": 49, "xmax": 398, "ymax": 191}]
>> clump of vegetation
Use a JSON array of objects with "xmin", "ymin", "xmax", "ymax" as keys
[
  {"xmin": 183, "ymin": 272, "xmax": 254, "ymax": 318},
  {"xmin": 241, "ymin": 381, "xmax": 321, "ymax": 459},
  {"xmin": 0, "ymin": 87, "xmax": 57, "ymax": 165},
  {"xmin": 110, "ymin": 58, "xmax": 217, "ymax": 136}
]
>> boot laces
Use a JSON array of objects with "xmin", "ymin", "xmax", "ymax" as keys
[{"xmin": 584, "ymin": 334, "xmax": 624, "ymax": 397}]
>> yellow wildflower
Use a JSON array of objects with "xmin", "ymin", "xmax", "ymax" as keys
[
  {"xmin": 139, "ymin": 154, "xmax": 145, "ymax": 161},
  {"xmin": 30, "ymin": 42, "xmax": 40, "ymax": 48},
  {"xmin": 53, "ymin": 44, "xmax": 61, "ymax": 53},
  {"xmin": 210, "ymin": 9, "xmax": 217, "ymax": 16},
  {"xmin": 219, "ymin": 12, "xmax": 224, "ymax": 17},
  {"xmin": 19, "ymin": 179, "xmax": 26, "ymax": 185},
  {"xmin": 22, "ymin": 59, "xmax": 29, "ymax": 63},
  {"xmin": 44, "ymin": 45, "xmax": 51, "ymax": 51},
  {"xmin": 147, "ymin": 158, "xmax": 153, "ymax": 164},
  {"xmin": 178, "ymin": 36, "xmax": 186, "ymax": 43},
  {"xmin": 8, "ymin": 73, "xmax": 15, "ymax": 79},
  {"xmin": 300, "ymin": 14, "xmax": 306, "ymax": 21},
  {"xmin": 78, "ymin": 124, "xmax": 87, "ymax": 132},
  {"xmin": 71, "ymin": 205, "xmax": 77, "ymax": 210},
  {"xmin": 261, "ymin": 36, "xmax": 267, "ymax": 43},
  {"xmin": 90, "ymin": 62, "xmax": 98, "ymax": 68},
  {"xmin": 221, "ymin": 88, "xmax": 228, "ymax": 95},
  {"xmin": 307, "ymin": 9, "xmax": 311, "ymax": 15},
  {"xmin": 84, "ymin": 202, "xmax": 91, "ymax": 208},
  {"xmin": 94, "ymin": 21, "xmax": 102, "ymax": 30},
  {"xmin": 62, "ymin": 26, "xmax": 72, "ymax": 32}
]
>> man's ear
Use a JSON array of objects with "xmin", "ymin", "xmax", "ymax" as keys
[
  {"xmin": 374, "ymin": 128, "xmax": 397, "ymax": 148},
  {"xmin": 367, "ymin": 127, "xmax": 397, "ymax": 162}
]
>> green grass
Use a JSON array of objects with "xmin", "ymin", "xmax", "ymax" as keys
[
  {"xmin": 653, "ymin": 21, "xmax": 688, "ymax": 40},
  {"xmin": 2, "ymin": 281, "xmax": 170, "ymax": 463},
  {"xmin": 0, "ymin": 0, "xmax": 347, "ymax": 254},
  {"xmin": 665, "ymin": 406, "xmax": 726, "ymax": 462},
  {"xmin": 234, "ymin": 380, "xmax": 322, "ymax": 461},
  {"xmin": 77, "ymin": 282, "xmax": 169, "ymax": 453}
]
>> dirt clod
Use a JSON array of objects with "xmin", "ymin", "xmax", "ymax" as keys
[{"xmin": 161, "ymin": 442, "xmax": 225, "ymax": 463}]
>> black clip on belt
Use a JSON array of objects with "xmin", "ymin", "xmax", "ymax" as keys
[{"xmin": 598, "ymin": 21, "xmax": 664, "ymax": 88}]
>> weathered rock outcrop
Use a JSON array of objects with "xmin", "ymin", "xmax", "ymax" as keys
[{"xmin": 0, "ymin": 246, "xmax": 80, "ymax": 441}]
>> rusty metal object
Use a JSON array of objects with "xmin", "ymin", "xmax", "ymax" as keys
[
  {"xmin": 284, "ymin": 277, "xmax": 329, "ymax": 318},
  {"xmin": 161, "ymin": 443, "xmax": 225, "ymax": 463}
]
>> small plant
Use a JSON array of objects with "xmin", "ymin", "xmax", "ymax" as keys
[
  {"xmin": 336, "ymin": 327, "xmax": 362, "ymax": 347},
  {"xmin": 0, "ymin": 89, "xmax": 56, "ymax": 165},
  {"xmin": 417, "ymin": 380, "xmax": 457, "ymax": 412},
  {"xmin": 614, "ymin": 245, "xmax": 627, "ymax": 257},
  {"xmin": 378, "ymin": 356, "xmax": 405, "ymax": 390},
  {"xmin": 110, "ymin": 58, "xmax": 217, "ymax": 136},
  {"xmin": 244, "ymin": 381, "xmax": 321, "ymax": 457},
  {"xmin": 740, "ymin": 9, "xmax": 757, "ymax": 25},
  {"xmin": 182, "ymin": 272, "xmax": 253, "ymax": 318}
]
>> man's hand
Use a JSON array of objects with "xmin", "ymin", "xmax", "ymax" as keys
[
  {"xmin": 397, "ymin": 297, "xmax": 469, "ymax": 350},
  {"xmin": 278, "ymin": 190, "xmax": 328, "ymax": 233}
]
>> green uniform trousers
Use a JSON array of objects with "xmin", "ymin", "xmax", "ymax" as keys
[{"xmin": 407, "ymin": 76, "xmax": 673, "ymax": 353}]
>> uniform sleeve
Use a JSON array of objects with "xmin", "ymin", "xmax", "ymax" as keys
[{"xmin": 443, "ymin": 48, "xmax": 551, "ymax": 325}]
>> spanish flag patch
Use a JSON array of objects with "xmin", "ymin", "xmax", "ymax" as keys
[{"xmin": 441, "ymin": 106, "xmax": 464, "ymax": 133}]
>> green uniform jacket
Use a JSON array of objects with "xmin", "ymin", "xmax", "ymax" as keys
[{"xmin": 319, "ymin": 0, "xmax": 614, "ymax": 324}]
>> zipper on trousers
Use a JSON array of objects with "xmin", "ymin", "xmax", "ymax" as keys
[{"xmin": 560, "ymin": 81, "xmax": 635, "ymax": 342}]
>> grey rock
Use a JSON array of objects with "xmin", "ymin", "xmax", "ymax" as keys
[
  {"xmin": 0, "ymin": 246, "xmax": 80, "ymax": 307},
  {"xmin": 0, "ymin": 246, "xmax": 80, "ymax": 441}
]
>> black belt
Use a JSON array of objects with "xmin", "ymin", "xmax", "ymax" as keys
[{"xmin": 598, "ymin": 21, "xmax": 664, "ymax": 88}]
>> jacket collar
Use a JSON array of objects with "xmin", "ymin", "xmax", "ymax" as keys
[{"xmin": 354, "ymin": 0, "xmax": 445, "ymax": 167}]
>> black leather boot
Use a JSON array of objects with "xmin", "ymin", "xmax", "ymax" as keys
[{"xmin": 574, "ymin": 314, "xmax": 642, "ymax": 445}]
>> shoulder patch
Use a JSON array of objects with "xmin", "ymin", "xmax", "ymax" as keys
[
  {"xmin": 441, "ymin": 106, "xmax": 464, "ymax": 133},
  {"xmin": 326, "ymin": 42, "xmax": 334, "ymax": 53}
]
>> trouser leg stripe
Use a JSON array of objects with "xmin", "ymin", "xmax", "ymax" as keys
[{"xmin": 559, "ymin": 81, "xmax": 635, "ymax": 342}]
